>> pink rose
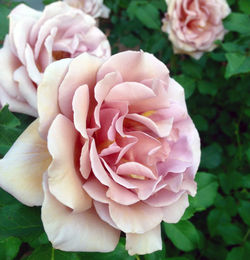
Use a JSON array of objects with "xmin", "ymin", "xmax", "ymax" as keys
[
  {"xmin": 63, "ymin": 0, "xmax": 110, "ymax": 19},
  {"xmin": 0, "ymin": 51, "xmax": 200, "ymax": 255},
  {"xmin": 162, "ymin": 0, "xmax": 231, "ymax": 59},
  {"xmin": 0, "ymin": 1, "xmax": 110, "ymax": 116}
]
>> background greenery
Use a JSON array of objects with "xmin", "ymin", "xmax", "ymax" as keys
[{"xmin": 0, "ymin": 0, "xmax": 249, "ymax": 259}]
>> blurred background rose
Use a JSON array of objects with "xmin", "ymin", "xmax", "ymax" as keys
[
  {"xmin": 0, "ymin": 1, "xmax": 110, "ymax": 116},
  {"xmin": 162, "ymin": 0, "xmax": 231, "ymax": 59},
  {"xmin": 64, "ymin": 0, "xmax": 110, "ymax": 19}
]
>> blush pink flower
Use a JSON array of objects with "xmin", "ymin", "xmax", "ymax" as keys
[
  {"xmin": 63, "ymin": 0, "xmax": 110, "ymax": 19},
  {"xmin": 0, "ymin": 51, "xmax": 200, "ymax": 255},
  {"xmin": 162, "ymin": 0, "xmax": 231, "ymax": 59},
  {"xmin": 0, "ymin": 1, "xmax": 110, "ymax": 116}
]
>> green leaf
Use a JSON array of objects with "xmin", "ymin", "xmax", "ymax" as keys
[
  {"xmin": 135, "ymin": 4, "xmax": 161, "ymax": 30},
  {"xmin": 207, "ymin": 209, "xmax": 231, "ymax": 236},
  {"xmin": 214, "ymin": 195, "xmax": 237, "ymax": 217},
  {"xmin": 173, "ymin": 75, "xmax": 196, "ymax": 99},
  {"xmin": 225, "ymin": 53, "xmax": 250, "ymax": 78},
  {"xmin": 0, "ymin": 106, "xmax": 22, "ymax": 156},
  {"xmin": 189, "ymin": 172, "xmax": 218, "ymax": 211},
  {"xmin": 224, "ymin": 13, "xmax": 250, "ymax": 34},
  {"xmin": 217, "ymin": 223, "xmax": 243, "ymax": 245},
  {"xmin": 0, "ymin": 188, "xmax": 17, "ymax": 206},
  {"xmin": 197, "ymin": 80, "xmax": 218, "ymax": 96},
  {"xmin": 78, "ymin": 238, "xmax": 134, "ymax": 260},
  {"xmin": 238, "ymin": 200, "xmax": 250, "ymax": 226},
  {"xmin": 166, "ymin": 258, "xmax": 189, "ymax": 260},
  {"xmin": 226, "ymin": 243, "xmax": 250, "ymax": 260},
  {"xmin": 0, "ymin": 203, "xmax": 43, "ymax": 240},
  {"xmin": 200, "ymin": 143, "xmax": 222, "ymax": 169},
  {"xmin": 0, "ymin": 6, "xmax": 9, "ymax": 41},
  {"xmin": 164, "ymin": 220, "xmax": 200, "ymax": 252},
  {"xmin": 192, "ymin": 115, "xmax": 208, "ymax": 131},
  {"xmin": 180, "ymin": 60, "xmax": 203, "ymax": 79},
  {"xmin": 0, "ymin": 237, "xmax": 22, "ymax": 260},
  {"xmin": 219, "ymin": 172, "xmax": 242, "ymax": 194},
  {"xmin": 127, "ymin": 2, "xmax": 161, "ymax": 30},
  {"xmin": 239, "ymin": 0, "xmax": 250, "ymax": 15}
]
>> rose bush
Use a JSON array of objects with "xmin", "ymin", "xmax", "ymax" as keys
[
  {"xmin": 63, "ymin": 0, "xmax": 110, "ymax": 19},
  {"xmin": 0, "ymin": 51, "xmax": 200, "ymax": 255},
  {"xmin": 0, "ymin": 1, "xmax": 110, "ymax": 116},
  {"xmin": 162, "ymin": 0, "xmax": 231, "ymax": 59}
]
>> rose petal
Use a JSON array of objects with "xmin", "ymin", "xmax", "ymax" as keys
[
  {"xmin": 162, "ymin": 193, "xmax": 189, "ymax": 223},
  {"xmin": 48, "ymin": 114, "xmax": 92, "ymax": 212},
  {"xmin": 106, "ymin": 182, "xmax": 139, "ymax": 205},
  {"xmin": 13, "ymin": 66, "xmax": 37, "ymax": 109},
  {"xmin": 94, "ymin": 201, "xmax": 118, "ymax": 229},
  {"xmin": 72, "ymin": 84, "xmax": 89, "ymax": 139},
  {"xmin": 144, "ymin": 189, "xmax": 185, "ymax": 207},
  {"xmin": 38, "ymin": 58, "xmax": 71, "ymax": 138},
  {"xmin": 42, "ymin": 173, "xmax": 120, "ymax": 252},
  {"xmin": 83, "ymin": 176, "xmax": 110, "ymax": 204},
  {"xmin": 109, "ymin": 201, "xmax": 163, "ymax": 233},
  {"xmin": 59, "ymin": 53, "xmax": 102, "ymax": 119},
  {"xmin": 126, "ymin": 225, "xmax": 162, "ymax": 255},
  {"xmin": 97, "ymin": 51, "xmax": 169, "ymax": 83},
  {"xmin": 0, "ymin": 119, "xmax": 51, "ymax": 206}
]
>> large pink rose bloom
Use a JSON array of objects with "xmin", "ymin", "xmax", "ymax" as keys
[
  {"xmin": 0, "ymin": 51, "xmax": 200, "ymax": 255},
  {"xmin": 0, "ymin": 1, "xmax": 110, "ymax": 116},
  {"xmin": 162, "ymin": 0, "xmax": 231, "ymax": 59},
  {"xmin": 63, "ymin": 0, "xmax": 110, "ymax": 19}
]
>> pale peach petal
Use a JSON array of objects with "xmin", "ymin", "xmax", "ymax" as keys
[
  {"xmin": 13, "ymin": 66, "xmax": 37, "ymax": 109},
  {"xmin": 59, "ymin": 53, "xmax": 102, "ymax": 118},
  {"xmin": 175, "ymin": 117, "xmax": 201, "ymax": 177},
  {"xmin": 162, "ymin": 193, "xmax": 189, "ymax": 223},
  {"xmin": 105, "ymin": 82, "xmax": 156, "ymax": 104},
  {"xmin": 72, "ymin": 84, "xmax": 89, "ymax": 139},
  {"xmin": 106, "ymin": 182, "xmax": 139, "ymax": 205},
  {"xmin": 97, "ymin": 51, "xmax": 169, "ymax": 83},
  {"xmin": 83, "ymin": 177, "xmax": 110, "ymax": 203},
  {"xmin": 126, "ymin": 225, "xmax": 162, "ymax": 255},
  {"xmin": 132, "ymin": 178, "xmax": 163, "ymax": 201},
  {"xmin": 9, "ymin": 4, "xmax": 41, "ymax": 63},
  {"xmin": 0, "ymin": 119, "xmax": 51, "ymax": 206},
  {"xmin": 0, "ymin": 87, "xmax": 37, "ymax": 117},
  {"xmin": 42, "ymin": 174, "xmax": 120, "ymax": 252},
  {"xmin": 126, "ymin": 113, "xmax": 173, "ymax": 138},
  {"xmin": 145, "ymin": 189, "xmax": 185, "ymax": 207},
  {"xmin": 38, "ymin": 58, "xmax": 71, "ymax": 138},
  {"xmin": 117, "ymin": 162, "xmax": 156, "ymax": 180},
  {"xmin": 90, "ymin": 139, "xmax": 111, "ymax": 186},
  {"xmin": 94, "ymin": 201, "xmax": 118, "ymax": 229},
  {"xmin": 24, "ymin": 44, "xmax": 42, "ymax": 84},
  {"xmin": 80, "ymin": 139, "xmax": 91, "ymax": 179},
  {"xmin": 47, "ymin": 114, "xmax": 91, "ymax": 212},
  {"xmin": 93, "ymin": 72, "xmax": 123, "ymax": 127},
  {"xmin": 101, "ymin": 158, "xmax": 137, "ymax": 189},
  {"xmin": 0, "ymin": 36, "xmax": 22, "ymax": 99},
  {"xmin": 109, "ymin": 201, "xmax": 163, "ymax": 233}
]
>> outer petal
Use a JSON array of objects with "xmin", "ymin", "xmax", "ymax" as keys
[
  {"xmin": 0, "ymin": 119, "xmax": 51, "ymax": 206},
  {"xmin": 47, "ymin": 114, "xmax": 91, "ymax": 212},
  {"xmin": 126, "ymin": 225, "xmax": 162, "ymax": 255},
  {"xmin": 42, "ymin": 174, "xmax": 120, "ymax": 252},
  {"xmin": 38, "ymin": 58, "xmax": 71, "ymax": 138},
  {"xmin": 97, "ymin": 51, "xmax": 169, "ymax": 83},
  {"xmin": 72, "ymin": 84, "xmax": 89, "ymax": 139},
  {"xmin": 162, "ymin": 193, "xmax": 189, "ymax": 223},
  {"xmin": 109, "ymin": 201, "xmax": 163, "ymax": 233},
  {"xmin": 58, "ymin": 53, "xmax": 103, "ymax": 119}
]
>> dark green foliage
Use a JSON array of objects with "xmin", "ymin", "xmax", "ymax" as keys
[{"xmin": 0, "ymin": 0, "xmax": 249, "ymax": 259}]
